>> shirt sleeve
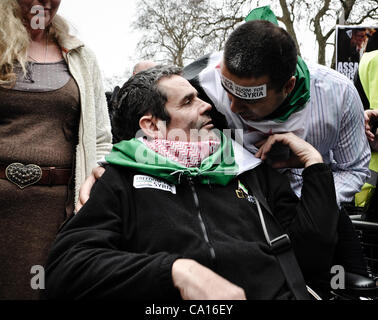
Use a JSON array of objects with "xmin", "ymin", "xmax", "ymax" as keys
[{"xmin": 330, "ymin": 83, "xmax": 371, "ymax": 204}]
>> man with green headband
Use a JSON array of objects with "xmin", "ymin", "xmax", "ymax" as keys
[
  {"xmin": 45, "ymin": 65, "xmax": 339, "ymax": 300},
  {"xmin": 183, "ymin": 9, "xmax": 371, "ymax": 277},
  {"xmin": 183, "ymin": 10, "xmax": 370, "ymax": 208}
]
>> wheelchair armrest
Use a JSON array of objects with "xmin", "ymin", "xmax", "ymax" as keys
[
  {"xmin": 352, "ymin": 220, "xmax": 378, "ymax": 231},
  {"xmin": 343, "ymin": 272, "xmax": 377, "ymax": 293},
  {"xmin": 308, "ymin": 272, "xmax": 377, "ymax": 299}
]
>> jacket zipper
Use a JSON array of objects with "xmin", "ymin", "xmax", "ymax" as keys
[{"xmin": 188, "ymin": 178, "xmax": 216, "ymax": 263}]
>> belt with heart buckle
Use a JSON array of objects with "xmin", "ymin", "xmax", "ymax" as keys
[{"xmin": 0, "ymin": 163, "xmax": 72, "ymax": 189}]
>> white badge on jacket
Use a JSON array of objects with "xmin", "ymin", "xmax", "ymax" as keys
[{"xmin": 133, "ymin": 175, "xmax": 177, "ymax": 194}]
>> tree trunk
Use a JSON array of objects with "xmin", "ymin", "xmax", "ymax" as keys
[
  {"xmin": 317, "ymin": 38, "xmax": 327, "ymax": 66},
  {"xmin": 278, "ymin": 0, "xmax": 302, "ymax": 57}
]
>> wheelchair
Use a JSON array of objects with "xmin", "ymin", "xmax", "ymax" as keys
[
  {"xmin": 307, "ymin": 208, "xmax": 378, "ymax": 300},
  {"xmin": 344, "ymin": 213, "xmax": 378, "ymax": 300}
]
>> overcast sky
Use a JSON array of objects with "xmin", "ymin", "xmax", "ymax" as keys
[
  {"xmin": 59, "ymin": 0, "xmax": 140, "ymax": 78},
  {"xmin": 58, "ymin": 0, "xmax": 322, "ymax": 80}
]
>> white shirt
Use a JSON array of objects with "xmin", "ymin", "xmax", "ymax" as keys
[
  {"xmin": 290, "ymin": 63, "xmax": 371, "ymax": 204},
  {"xmin": 191, "ymin": 53, "xmax": 371, "ymax": 204}
]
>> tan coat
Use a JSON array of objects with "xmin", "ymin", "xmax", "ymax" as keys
[{"xmin": 60, "ymin": 36, "xmax": 113, "ymax": 204}]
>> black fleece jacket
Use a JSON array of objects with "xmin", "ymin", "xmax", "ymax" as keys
[{"xmin": 45, "ymin": 163, "xmax": 338, "ymax": 300}]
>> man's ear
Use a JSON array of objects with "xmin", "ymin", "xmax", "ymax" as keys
[
  {"xmin": 284, "ymin": 76, "xmax": 296, "ymax": 95},
  {"xmin": 139, "ymin": 114, "xmax": 166, "ymax": 139},
  {"xmin": 139, "ymin": 114, "xmax": 158, "ymax": 138}
]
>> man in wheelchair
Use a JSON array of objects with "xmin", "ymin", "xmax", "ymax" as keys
[{"xmin": 42, "ymin": 66, "xmax": 376, "ymax": 300}]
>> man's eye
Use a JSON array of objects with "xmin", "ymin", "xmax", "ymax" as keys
[{"xmin": 184, "ymin": 98, "xmax": 192, "ymax": 105}]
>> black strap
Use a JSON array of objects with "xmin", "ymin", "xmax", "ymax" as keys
[{"xmin": 243, "ymin": 170, "xmax": 310, "ymax": 300}]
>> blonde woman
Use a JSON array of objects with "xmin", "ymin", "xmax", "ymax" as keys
[{"xmin": 0, "ymin": 0, "xmax": 112, "ymax": 299}]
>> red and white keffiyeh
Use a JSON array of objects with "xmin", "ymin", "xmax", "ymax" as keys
[{"xmin": 144, "ymin": 139, "xmax": 221, "ymax": 168}]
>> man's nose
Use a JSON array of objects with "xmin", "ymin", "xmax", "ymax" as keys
[
  {"xmin": 199, "ymin": 99, "xmax": 212, "ymax": 114},
  {"xmin": 229, "ymin": 97, "xmax": 243, "ymax": 114}
]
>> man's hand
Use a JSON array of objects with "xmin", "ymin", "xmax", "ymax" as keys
[
  {"xmin": 75, "ymin": 166, "xmax": 105, "ymax": 213},
  {"xmin": 255, "ymin": 132, "xmax": 323, "ymax": 168},
  {"xmin": 172, "ymin": 259, "xmax": 246, "ymax": 300},
  {"xmin": 365, "ymin": 109, "xmax": 378, "ymax": 151}
]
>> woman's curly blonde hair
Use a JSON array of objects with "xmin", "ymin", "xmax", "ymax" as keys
[{"xmin": 0, "ymin": 0, "xmax": 72, "ymax": 88}]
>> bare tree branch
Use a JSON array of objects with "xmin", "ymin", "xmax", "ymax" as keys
[
  {"xmin": 134, "ymin": 0, "xmax": 378, "ymax": 68},
  {"xmin": 133, "ymin": 0, "xmax": 252, "ymax": 67}
]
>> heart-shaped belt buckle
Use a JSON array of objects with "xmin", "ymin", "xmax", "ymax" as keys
[{"xmin": 5, "ymin": 163, "xmax": 42, "ymax": 189}]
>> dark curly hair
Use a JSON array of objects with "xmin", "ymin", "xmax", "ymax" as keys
[{"xmin": 111, "ymin": 65, "xmax": 182, "ymax": 143}]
